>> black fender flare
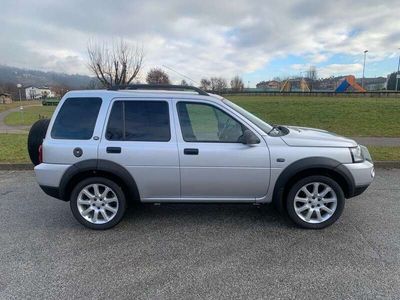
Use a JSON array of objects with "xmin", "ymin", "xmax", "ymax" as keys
[
  {"xmin": 272, "ymin": 157, "xmax": 355, "ymax": 212},
  {"xmin": 59, "ymin": 159, "xmax": 140, "ymax": 201}
]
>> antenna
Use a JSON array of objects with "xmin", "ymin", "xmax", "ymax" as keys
[{"xmin": 162, "ymin": 64, "xmax": 198, "ymax": 85}]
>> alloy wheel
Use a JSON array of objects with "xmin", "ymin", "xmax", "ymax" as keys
[
  {"xmin": 293, "ymin": 182, "xmax": 338, "ymax": 224},
  {"xmin": 76, "ymin": 183, "xmax": 119, "ymax": 224}
]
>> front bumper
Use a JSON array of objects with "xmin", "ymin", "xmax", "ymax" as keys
[{"xmin": 343, "ymin": 160, "xmax": 374, "ymax": 197}]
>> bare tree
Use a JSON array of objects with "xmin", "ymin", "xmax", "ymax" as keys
[
  {"xmin": 146, "ymin": 68, "xmax": 170, "ymax": 84},
  {"xmin": 306, "ymin": 66, "xmax": 318, "ymax": 81},
  {"xmin": 87, "ymin": 39, "xmax": 144, "ymax": 88},
  {"xmin": 180, "ymin": 79, "xmax": 189, "ymax": 86},
  {"xmin": 52, "ymin": 84, "xmax": 70, "ymax": 98},
  {"xmin": 230, "ymin": 76, "xmax": 244, "ymax": 92},
  {"xmin": 210, "ymin": 77, "xmax": 227, "ymax": 93},
  {"xmin": 306, "ymin": 66, "xmax": 317, "ymax": 91},
  {"xmin": 200, "ymin": 78, "xmax": 211, "ymax": 91}
]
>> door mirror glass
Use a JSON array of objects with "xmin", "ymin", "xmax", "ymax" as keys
[{"xmin": 242, "ymin": 129, "xmax": 260, "ymax": 145}]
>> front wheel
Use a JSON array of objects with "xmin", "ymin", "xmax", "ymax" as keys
[
  {"xmin": 70, "ymin": 177, "xmax": 126, "ymax": 230},
  {"xmin": 286, "ymin": 176, "xmax": 345, "ymax": 229}
]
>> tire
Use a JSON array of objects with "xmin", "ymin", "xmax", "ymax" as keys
[
  {"xmin": 27, "ymin": 118, "xmax": 50, "ymax": 166},
  {"xmin": 70, "ymin": 177, "xmax": 126, "ymax": 230},
  {"xmin": 286, "ymin": 175, "xmax": 345, "ymax": 229}
]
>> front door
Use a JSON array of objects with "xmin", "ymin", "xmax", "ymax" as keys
[
  {"xmin": 174, "ymin": 100, "xmax": 270, "ymax": 201},
  {"xmin": 98, "ymin": 99, "xmax": 180, "ymax": 202}
]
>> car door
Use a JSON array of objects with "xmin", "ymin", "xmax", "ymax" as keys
[
  {"xmin": 98, "ymin": 98, "xmax": 180, "ymax": 202},
  {"xmin": 174, "ymin": 99, "xmax": 270, "ymax": 201}
]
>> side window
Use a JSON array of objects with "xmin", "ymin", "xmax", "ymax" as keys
[
  {"xmin": 177, "ymin": 102, "xmax": 245, "ymax": 143},
  {"xmin": 106, "ymin": 101, "xmax": 171, "ymax": 141},
  {"xmin": 51, "ymin": 97, "xmax": 102, "ymax": 140}
]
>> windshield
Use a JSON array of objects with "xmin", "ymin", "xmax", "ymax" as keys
[{"xmin": 222, "ymin": 99, "xmax": 273, "ymax": 134}]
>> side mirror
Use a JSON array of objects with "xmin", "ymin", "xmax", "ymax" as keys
[{"xmin": 242, "ymin": 129, "xmax": 260, "ymax": 145}]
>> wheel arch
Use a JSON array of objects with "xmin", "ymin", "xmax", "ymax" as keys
[
  {"xmin": 272, "ymin": 157, "xmax": 355, "ymax": 213},
  {"xmin": 59, "ymin": 159, "xmax": 140, "ymax": 203}
]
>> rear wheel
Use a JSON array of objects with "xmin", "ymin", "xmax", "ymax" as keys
[
  {"xmin": 70, "ymin": 177, "xmax": 126, "ymax": 230},
  {"xmin": 286, "ymin": 175, "xmax": 345, "ymax": 229}
]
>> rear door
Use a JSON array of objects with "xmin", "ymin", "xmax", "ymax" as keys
[{"xmin": 98, "ymin": 98, "xmax": 180, "ymax": 202}]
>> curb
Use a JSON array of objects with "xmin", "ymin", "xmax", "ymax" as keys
[{"xmin": 0, "ymin": 161, "xmax": 400, "ymax": 171}]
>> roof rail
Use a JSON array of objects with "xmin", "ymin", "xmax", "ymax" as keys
[{"xmin": 108, "ymin": 84, "xmax": 209, "ymax": 96}]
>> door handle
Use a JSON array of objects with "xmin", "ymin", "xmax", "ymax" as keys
[
  {"xmin": 184, "ymin": 148, "xmax": 199, "ymax": 155},
  {"xmin": 106, "ymin": 147, "xmax": 121, "ymax": 154}
]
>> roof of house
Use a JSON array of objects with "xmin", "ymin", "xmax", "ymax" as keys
[{"xmin": 25, "ymin": 86, "xmax": 51, "ymax": 89}]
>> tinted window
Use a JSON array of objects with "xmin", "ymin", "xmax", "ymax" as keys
[
  {"xmin": 177, "ymin": 102, "xmax": 244, "ymax": 142},
  {"xmin": 106, "ymin": 101, "xmax": 124, "ymax": 141},
  {"xmin": 106, "ymin": 101, "xmax": 170, "ymax": 141},
  {"xmin": 51, "ymin": 97, "xmax": 102, "ymax": 139}
]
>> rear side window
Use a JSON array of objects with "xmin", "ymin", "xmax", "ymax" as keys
[
  {"xmin": 106, "ymin": 101, "xmax": 170, "ymax": 141},
  {"xmin": 51, "ymin": 97, "xmax": 102, "ymax": 140}
]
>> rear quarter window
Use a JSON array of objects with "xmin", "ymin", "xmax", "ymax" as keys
[{"xmin": 51, "ymin": 97, "xmax": 102, "ymax": 140}]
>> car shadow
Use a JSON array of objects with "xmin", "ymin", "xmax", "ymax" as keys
[{"xmin": 120, "ymin": 202, "xmax": 293, "ymax": 230}]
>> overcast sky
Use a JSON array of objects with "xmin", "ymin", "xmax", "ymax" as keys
[{"xmin": 1, "ymin": 0, "xmax": 399, "ymax": 85}]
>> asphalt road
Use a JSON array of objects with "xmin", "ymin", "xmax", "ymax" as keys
[{"xmin": 0, "ymin": 170, "xmax": 399, "ymax": 299}]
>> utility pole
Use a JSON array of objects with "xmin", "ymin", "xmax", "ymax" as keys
[
  {"xmin": 362, "ymin": 50, "xmax": 368, "ymax": 89},
  {"xmin": 17, "ymin": 83, "xmax": 22, "ymax": 102},
  {"xmin": 395, "ymin": 48, "xmax": 400, "ymax": 92}
]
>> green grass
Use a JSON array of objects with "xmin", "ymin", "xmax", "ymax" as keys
[
  {"xmin": 0, "ymin": 100, "xmax": 40, "ymax": 113},
  {"xmin": 0, "ymin": 134, "xmax": 29, "ymax": 163},
  {"xmin": 369, "ymin": 146, "xmax": 400, "ymax": 161},
  {"xmin": 227, "ymin": 96, "xmax": 400, "ymax": 137},
  {"xmin": 4, "ymin": 105, "xmax": 55, "ymax": 126}
]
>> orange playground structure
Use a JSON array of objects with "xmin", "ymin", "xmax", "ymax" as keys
[{"xmin": 335, "ymin": 75, "xmax": 366, "ymax": 92}]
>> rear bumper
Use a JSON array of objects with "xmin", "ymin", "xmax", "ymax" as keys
[
  {"xmin": 34, "ymin": 163, "xmax": 70, "ymax": 187},
  {"xmin": 35, "ymin": 163, "xmax": 70, "ymax": 201}
]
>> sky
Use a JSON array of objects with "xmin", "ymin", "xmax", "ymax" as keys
[{"xmin": 1, "ymin": 0, "xmax": 399, "ymax": 86}]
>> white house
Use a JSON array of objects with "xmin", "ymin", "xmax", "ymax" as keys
[{"xmin": 25, "ymin": 86, "xmax": 55, "ymax": 99}]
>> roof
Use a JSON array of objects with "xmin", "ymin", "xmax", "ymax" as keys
[
  {"xmin": 63, "ymin": 89, "xmax": 223, "ymax": 104},
  {"xmin": 0, "ymin": 92, "xmax": 11, "ymax": 97},
  {"xmin": 24, "ymin": 86, "xmax": 51, "ymax": 89},
  {"xmin": 62, "ymin": 85, "xmax": 223, "ymax": 103}
]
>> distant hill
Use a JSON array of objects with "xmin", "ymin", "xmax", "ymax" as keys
[{"xmin": 0, "ymin": 65, "xmax": 95, "ymax": 90}]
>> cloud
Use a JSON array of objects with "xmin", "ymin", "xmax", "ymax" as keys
[{"xmin": 0, "ymin": 0, "xmax": 398, "ymax": 82}]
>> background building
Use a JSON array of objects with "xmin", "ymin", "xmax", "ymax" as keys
[
  {"xmin": 25, "ymin": 86, "xmax": 55, "ymax": 99},
  {"xmin": 0, "ymin": 92, "xmax": 12, "ymax": 104}
]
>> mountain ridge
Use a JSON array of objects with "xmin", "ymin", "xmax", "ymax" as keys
[{"xmin": 0, "ymin": 65, "xmax": 95, "ymax": 90}]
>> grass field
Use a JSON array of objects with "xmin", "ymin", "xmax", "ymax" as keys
[
  {"xmin": 0, "ymin": 100, "xmax": 41, "ymax": 113},
  {"xmin": 0, "ymin": 133, "xmax": 397, "ymax": 163},
  {"xmin": 0, "ymin": 134, "xmax": 30, "ymax": 163},
  {"xmin": 4, "ymin": 105, "xmax": 55, "ymax": 126},
  {"xmin": 227, "ymin": 96, "xmax": 400, "ymax": 137}
]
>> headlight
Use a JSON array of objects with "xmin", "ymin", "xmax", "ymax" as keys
[
  {"xmin": 350, "ymin": 145, "xmax": 364, "ymax": 163},
  {"xmin": 360, "ymin": 145, "xmax": 372, "ymax": 162}
]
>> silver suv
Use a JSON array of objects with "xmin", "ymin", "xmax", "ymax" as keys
[{"xmin": 31, "ymin": 85, "xmax": 375, "ymax": 230}]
